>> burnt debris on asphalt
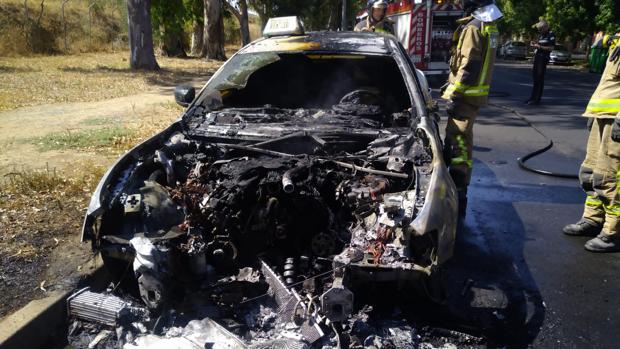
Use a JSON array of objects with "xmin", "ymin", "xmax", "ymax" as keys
[{"xmin": 67, "ymin": 90, "xmax": 475, "ymax": 347}]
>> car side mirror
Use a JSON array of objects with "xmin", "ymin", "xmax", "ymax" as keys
[{"xmin": 174, "ymin": 85, "xmax": 195, "ymax": 107}]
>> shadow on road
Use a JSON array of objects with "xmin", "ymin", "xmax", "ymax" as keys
[{"xmin": 431, "ymin": 160, "xmax": 560, "ymax": 348}]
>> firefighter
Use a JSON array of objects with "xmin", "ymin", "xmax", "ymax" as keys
[
  {"xmin": 563, "ymin": 34, "xmax": 620, "ymax": 252},
  {"xmin": 442, "ymin": 0, "xmax": 502, "ymax": 216},
  {"xmin": 355, "ymin": 0, "xmax": 394, "ymax": 35},
  {"xmin": 525, "ymin": 19, "xmax": 556, "ymax": 105}
]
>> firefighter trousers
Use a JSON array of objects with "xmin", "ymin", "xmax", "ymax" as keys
[
  {"xmin": 580, "ymin": 118, "xmax": 620, "ymax": 237},
  {"xmin": 444, "ymin": 102, "xmax": 480, "ymax": 192}
]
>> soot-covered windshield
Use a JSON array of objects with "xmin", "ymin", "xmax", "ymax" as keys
[{"xmin": 197, "ymin": 52, "xmax": 412, "ymax": 114}]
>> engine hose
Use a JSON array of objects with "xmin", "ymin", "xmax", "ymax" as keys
[{"xmin": 487, "ymin": 94, "xmax": 578, "ymax": 179}]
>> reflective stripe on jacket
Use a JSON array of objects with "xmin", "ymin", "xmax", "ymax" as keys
[
  {"xmin": 442, "ymin": 17, "xmax": 499, "ymax": 106},
  {"xmin": 584, "ymin": 35, "xmax": 620, "ymax": 118}
]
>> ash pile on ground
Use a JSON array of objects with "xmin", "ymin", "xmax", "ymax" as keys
[{"xmin": 65, "ymin": 284, "xmax": 486, "ymax": 349}]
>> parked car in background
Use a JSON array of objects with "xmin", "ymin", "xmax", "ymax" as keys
[
  {"xmin": 550, "ymin": 44, "xmax": 572, "ymax": 64},
  {"xmin": 499, "ymin": 41, "xmax": 527, "ymax": 60}
]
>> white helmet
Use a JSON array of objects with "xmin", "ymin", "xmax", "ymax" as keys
[
  {"xmin": 470, "ymin": 1, "xmax": 503, "ymax": 22},
  {"xmin": 370, "ymin": 0, "xmax": 388, "ymax": 10}
]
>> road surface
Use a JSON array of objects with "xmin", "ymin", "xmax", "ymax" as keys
[{"xmin": 432, "ymin": 61, "xmax": 619, "ymax": 348}]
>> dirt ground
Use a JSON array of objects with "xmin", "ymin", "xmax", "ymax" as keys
[{"xmin": 0, "ymin": 51, "xmax": 226, "ymax": 318}]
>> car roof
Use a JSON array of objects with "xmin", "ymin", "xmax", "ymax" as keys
[{"xmin": 239, "ymin": 31, "xmax": 394, "ymax": 55}]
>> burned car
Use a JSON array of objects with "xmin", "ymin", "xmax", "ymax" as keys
[{"xmin": 78, "ymin": 17, "xmax": 457, "ymax": 348}]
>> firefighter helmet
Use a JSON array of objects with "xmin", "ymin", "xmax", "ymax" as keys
[
  {"xmin": 461, "ymin": 0, "xmax": 492, "ymax": 13},
  {"xmin": 367, "ymin": 0, "xmax": 388, "ymax": 10},
  {"xmin": 462, "ymin": 0, "xmax": 503, "ymax": 22},
  {"xmin": 367, "ymin": 0, "xmax": 389, "ymax": 22}
]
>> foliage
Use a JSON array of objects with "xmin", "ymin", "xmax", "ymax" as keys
[
  {"xmin": 497, "ymin": 0, "xmax": 619, "ymax": 42},
  {"xmin": 594, "ymin": 0, "xmax": 619, "ymax": 34},
  {"xmin": 0, "ymin": 0, "xmax": 124, "ymax": 56},
  {"xmin": 184, "ymin": 0, "xmax": 204, "ymax": 25},
  {"xmin": 152, "ymin": 0, "xmax": 186, "ymax": 38},
  {"xmin": 496, "ymin": 0, "xmax": 544, "ymax": 37},
  {"xmin": 0, "ymin": 52, "xmax": 223, "ymax": 110},
  {"xmin": 248, "ymin": 0, "xmax": 362, "ymax": 31},
  {"xmin": 151, "ymin": 0, "xmax": 188, "ymax": 55},
  {"xmin": 543, "ymin": 0, "xmax": 597, "ymax": 41}
]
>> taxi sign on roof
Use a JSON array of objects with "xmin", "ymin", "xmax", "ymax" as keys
[{"xmin": 263, "ymin": 16, "xmax": 305, "ymax": 37}]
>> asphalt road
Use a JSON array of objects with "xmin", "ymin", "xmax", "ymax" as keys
[{"xmin": 428, "ymin": 61, "xmax": 620, "ymax": 348}]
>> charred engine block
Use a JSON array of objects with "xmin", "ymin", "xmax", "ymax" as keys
[
  {"xmin": 96, "ymin": 126, "xmax": 435, "ymax": 332},
  {"xmin": 171, "ymin": 156, "xmax": 352, "ymax": 266}
]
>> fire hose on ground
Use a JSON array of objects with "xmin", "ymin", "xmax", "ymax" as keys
[{"xmin": 488, "ymin": 91, "xmax": 579, "ymax": 179}]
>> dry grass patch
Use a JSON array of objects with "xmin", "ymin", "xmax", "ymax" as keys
[
  {"xmin": 0, "ymin": 52, "xmax": 224, "ymax": 111},
  {"xmin": 0, "ymin": 100, "xmax": 184, "ymax": 316},
  {"xmin": 32, "ymin": 101, "xmax": 183, "ymax": 155},
  {"xmin": 0, "ymin": 163, "xmax": 105, "ymax": 317}
]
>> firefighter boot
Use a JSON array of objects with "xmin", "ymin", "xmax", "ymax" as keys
[
  {"xmin": 562, "ymin": 219, "xmax": 602, "ymax": 237},
  {"xmin": 584, "ymin": 234, "xmax": 620, "ymax": 253}
]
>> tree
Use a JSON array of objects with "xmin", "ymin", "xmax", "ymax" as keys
[
  {"xmin": 127, "ymin": 0, "xmax": 159, "ymax": 70},
  {"xmin": 185, "ymin": 0, "xmax": 204, "ymax": 56},
  {"xmin": 595, "ymin": 0, "xmax": 620, "ymax": 34},
  {"xmin": 495, "ymin": 0, "xmax": 616, "ymax": 45},
  {"xmin": 247, "ymin": 0, "xmax": 272, "ymax": 28},
  {"xmin": 247, "ymin": 0, "xmax": 341, "ymax": 31},
  {"xmin": 543, "ymin": 0, "xmax": 596, "ymax": 42},
  {"xmin": 223, "ymin": 0, "xmax": 250, "ymax": 46},
  {"xmin": 496, "ymin": 0, "xmax": 544, "ymax": 38},
  {"xmin": 152, "ymin": 0, "xmax": 187, "ymax": 57},
  {"xmin": 61, "ymin": 0, "xmax": 70, "ymax": 51},
  {"xmin": 23, "ymin": 0, "xmax": 47, "ymax": 52},
  {"xmin": 202, "ymin": 0, "xmax": 226, "ymax": 60}
]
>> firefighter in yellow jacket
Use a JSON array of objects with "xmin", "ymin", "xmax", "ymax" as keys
[
  {"xmin": 355, "ymin": 0, "xmax": 394, "ymax": 35},
  {"xmin": 442, "ymin": 0, "xmax": 502, "ymax": 216},
  {"xmin": 563, "ymin": 33, "xmax": 620, "ymax": 252}
]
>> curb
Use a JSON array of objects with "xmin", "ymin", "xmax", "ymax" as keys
[{"xmin": 0, "ymin": 258, "xmax": 108, "ymax": 349}]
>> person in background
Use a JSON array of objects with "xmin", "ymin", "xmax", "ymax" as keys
[
  {"xmin": 354, "ymin": 0, "xmax": 394, "ymax": 35},
  {"xmin": 525, "ymin": 19, "xmax": 555, "ymax": 105}
]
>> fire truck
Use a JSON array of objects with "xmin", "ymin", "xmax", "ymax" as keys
[{"xmin": 359, "ymin": 0, "xmax": 464, "ymax": 80}]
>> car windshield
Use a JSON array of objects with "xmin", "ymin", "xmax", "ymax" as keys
[
  {"xmin": 511, "ymin": 42, "xmax": 525, "ymax": 47},
  {"xmin": 196, "ymin": 52, "xmax": 412, "ymax": 114},
  {"xmin": 555, "ymin": 45, "xmax": 567, "ymax": 51}
]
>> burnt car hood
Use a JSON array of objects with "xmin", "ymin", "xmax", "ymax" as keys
[{"xmin": 78, "ymin": 33, "xmax": 457, "ymax": 346}]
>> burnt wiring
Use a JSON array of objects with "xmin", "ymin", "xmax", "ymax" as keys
[{"xmin": 238, "ymin": 263, "xmax": 348, "ymax": 305}]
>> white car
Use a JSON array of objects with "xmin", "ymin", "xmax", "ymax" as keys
[{"xmin": 549, "ymin": 44, "xmax": 572, "ymax": 64}]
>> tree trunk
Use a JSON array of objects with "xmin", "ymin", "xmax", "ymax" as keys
[
  {"xmin": 238, "ymin": 0, "xmax": 250, "ymax": 46},
  {"xmin": 247, "ymin": 0, "xmax": 267, "ymax": 30},
  {"xmin": 190, "ymin": 20, "xmax": 204, "ymax": 56},
  {"xmin": 61, "ymin": 0, "xmax": 69, "ymax": 52},
  {"xmin": 201, "ymin": 0, "xmax": 226, "ymax": 60},
  {"xmin": 161, "ymin": 26, "xmax": 187, "ymax": 58},
  {"xmin": 328, "ymin": 0, "xmax": 340, "ymax": 31},
  {"xmin": 224, "ymin": 0, "xmax": 250, "ymax": 46},
  {"xmin": 127, "ymin": 0, "xmax": 159, "ymax": 70}
]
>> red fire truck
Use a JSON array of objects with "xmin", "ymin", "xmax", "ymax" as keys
[{"xmin": 359, "ymin": 0, "xmax": 464, "ymax": 80}]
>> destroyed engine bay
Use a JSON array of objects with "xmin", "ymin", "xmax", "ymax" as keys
[{"xmin": 75, "ymin": 45, "xmax": 458, "ymax": 348}]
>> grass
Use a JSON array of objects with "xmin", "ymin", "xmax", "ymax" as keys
[
  {"xmin": 0, "ymin": 0, "xmax": 125, "ymax": 56},
  {"xmin": 1, "ymin": 163, "xmax": 105, "ymax": 197},
  {"xmin": 0, "ymin": 51, "xmax": 225, "ymax": 111},
  {"xmin": 32, "ymin": 101, "xmax": 182, "ymax": 153},
  {"xmin": 36, "ymin": 126, "xmax": 136, "ymax": 151},
  {"xmin": 0, "ymin": 163, "xmax": 106, "ymax": 317},
  {"xmin": 0, "ymin": 99, "xmax": 182, "ymax": 317}
]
